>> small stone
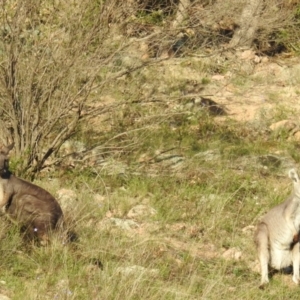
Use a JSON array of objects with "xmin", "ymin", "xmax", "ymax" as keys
[
  {"xmin": 110, "ymin": 218, "xmax": 139, "ymax": 231},
  {"xmin": 254, "ymin": 55, "xmax": 261, "ymax": 64},
  {"xmin": 55, "ymin": 279, "xmax": 72, "ymax": 296},
  {"xmin": 240, "ymin": 49, "xmax": 255, "ymax": 60},
  {"xmin": 249, "ymin": 260, "xmax": 260, "ymax": 273},
  {"xmin": 269, "ymin": 120, "xmax": 296, "ymax": 132},
  {"xmin": 258, "ymin": 155, "xmax": 282, "ymax": 168},
  {"xmin": 116, "ymin": 265, "xmax": 159, "ymax": 277},
  {"xmin": 56, "ymin": 189, "xmax": 77, "ymax": 211},
  {"xmin": 93, "ymin": 194, "xmax": 106, "ymax": 208},
  {"xmin": 211, "ymin": 74, "xmax": 225, "ymax": 81},
  {"xmin": 242, "ymin": 225, "xmax": 255, "ymax": 233},
  {"xmin": 127, "ymin": 204, "xmax": 157, "ymax": 219},
  {"xmin": 222, "ymin": 247, "xmax": 242, "ymax": 260}
]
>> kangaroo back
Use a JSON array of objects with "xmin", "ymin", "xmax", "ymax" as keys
[{"xmin": 0, "ymin": 143, "xmax": 64, "ymax": 244}]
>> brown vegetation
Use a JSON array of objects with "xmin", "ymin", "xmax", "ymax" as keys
[{"xmin": 0, "ymin": 0, "xmax": 299, "ymax": 180}]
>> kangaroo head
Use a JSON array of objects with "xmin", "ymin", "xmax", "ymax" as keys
[
  {"xmin": 0, "ymin": 143, "xmax": 14, "ymax": 177},
  {"xmin": 289, "ymin": 168, "xmax": 300, "ymax": 197}
]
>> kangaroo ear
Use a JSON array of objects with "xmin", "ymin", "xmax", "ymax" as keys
[
  {"xmin": 7, "ymin": 143, "xmax": 14, "ymax": 152},
  {"xmin": 289, "ymin": 168, "xmax": 299, "ymax": 183},
  {"xmin": 0, "ymin": 143, "xmax": 14, "ymax": 155}
]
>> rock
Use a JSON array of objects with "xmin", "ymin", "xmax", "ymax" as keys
[
  {"xmin": 61, "ymin": 140, "xmax": 86, "ymax": 154},
  {"xmin": 199, "ymin": 194, "xmax": 222, "ymax": 204},
  {"xmin": 257, "ymin": 154, "xmax": 295, "ymax": 172},
  {"xmin": 258, "ymin": 154, "xmax": 282, "ymax": 169},
  {"xmin": 120, "ymin": 55, "xmax": 141, "ymax": 68},
  {"xmin": 240, "ymin": 61, "xmax": 255, "ymax": 74},
  {"xmin": 116, "ymin": 265, "xmax": 159, "ymax": 277},
  {"xmin": 154, "ymin": 153, "xmax": 185, "ymax": 168},
  {"xmin": 194, "ymin": 149, "xmax": 221, "ymax": 161},
  {"xmin": 222, "ymin": 247, "xmax": 242, "ymax": 261},
  {"xmin": 110, "ymin": 218, "xmax": 139, "ymax": 231},
  {"xmin": 192, "ymin": 97, "xmax": 226, "ymax": 116},
  {"xmin": 231, "ymin": 153, "xmax": 295, "ymax": 173},
  {"xmin": 93, "ymin": 194, "xmax": 106, "ymax": 208},
  {"xmin": 269, "ymin": 120, "xmax": 296, "ymax": 132},
  {"xmin": 58, "ymin": 140, "xmax": 87, "ymax": 167},
  {"xmin": 249, "ymin": 260, "xmax": 260, "ymax": 273},
  {"xmin": 127, "ymin": 204, "xmax": 157, "ymax": 220},
  {"xmin": 54, "ymin": 279, "xmax": 73, "ymax": 297},
  {"xmin": 148, "ymin": 150, "xmax": 185, "ymax": 170},
  {"xmin": 98, "ymin": 160, "xmax": 127, "ymax": 175},
  {"xmin": 254, "ymin": 55, "xmax": 261, "ymax": 64},
  {"xmin": 56, "ymin": 188, "xmax": 77, "ymax": 211},
  {"xmin": 240, "ymin": 49, "xmax": 256, "ymax": 60},
  {"xmin": 242, "ymin": 225, "xmax": 256, "ymax": 234},
  {"xmin": 231, "ymin": 155, "xmax": 260, "ymax": 171},
  {"xmin": 211, "ymin": 74, "xmax": 225, "ymax": 81}
]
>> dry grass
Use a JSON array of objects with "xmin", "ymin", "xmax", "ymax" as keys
[
  {"xmin": 0, "ymin": 1, "xmax": 300, "ymax": 299},
  {"xmin": 1, "ymin": 108, "xmax": 300, "ymax": 299}
]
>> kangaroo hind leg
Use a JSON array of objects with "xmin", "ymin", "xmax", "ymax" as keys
[{"xmin": 255, "ymin": 222, "xmax": 270, "ymax": 288}]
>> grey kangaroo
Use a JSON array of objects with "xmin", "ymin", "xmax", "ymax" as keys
[
  {"xmin": 0, "ymin": 143, "xmax": 64, "ymax": 244},
  {"xmin": 255, "ymin": 168, "xmax": 300, "ymax": 288}
]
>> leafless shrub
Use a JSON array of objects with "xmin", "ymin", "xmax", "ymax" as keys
[
  {"xmin": 0, "ymin": 0, "xmax": 152, "ymax": 178},
  {"xmin": 0, "ymin": 0, "xmax": 298, "ymax": 178},
  {"xmin": 183, "ymin": 0, "xmax": 300, "ymax": 52},
  {"xmin": 130, "ymin": 0, "xmax": 299, "ymax": 53}
]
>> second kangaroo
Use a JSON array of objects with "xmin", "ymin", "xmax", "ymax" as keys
[
  {"xmin": 0, "ymin": 143, "xmax": 64, "ymax": 244},
  {"xmin": 255, "ymin": 168, "xmax": 300, "ymax": 288}
]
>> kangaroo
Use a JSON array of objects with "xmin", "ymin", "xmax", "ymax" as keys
[
  {"xmin": 254, "ymin": 168, "xmax": 300, "ymax": 288},
  {"xmin": 0, "ymin": 143, "xmax": 64, "ymax": 245}
]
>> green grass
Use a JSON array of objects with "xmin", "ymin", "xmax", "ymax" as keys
[
  {"xmin": 1, "ymin": 104, "xmax": 300, "ymax": 299},
  {"xmin": 1, "ymin": 0, "xmax": 300, "ymax": 298}
]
